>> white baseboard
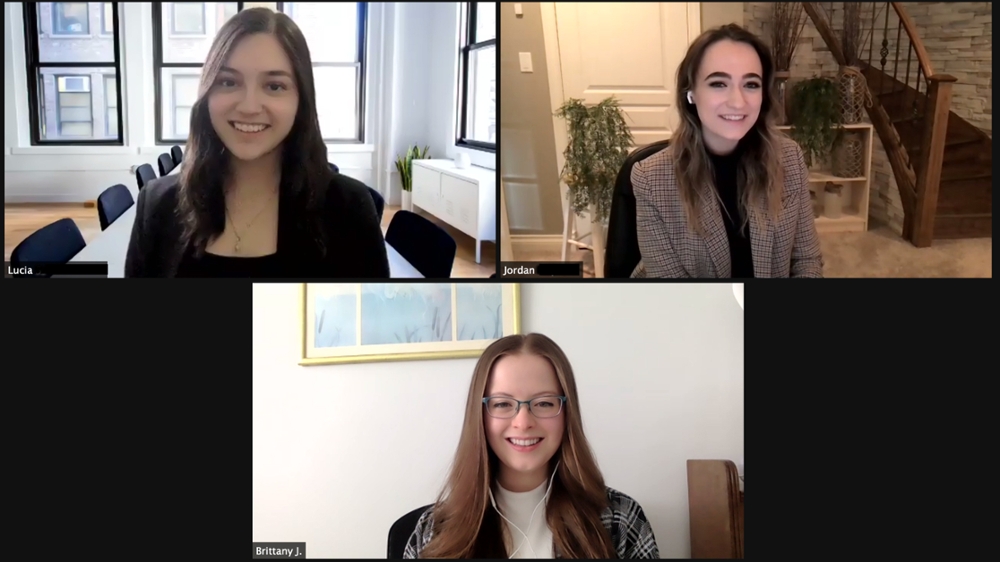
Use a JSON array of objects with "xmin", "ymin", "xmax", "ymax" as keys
[{"xmin": 510, "ymin": 234, "xmax": 563, "ymax": 254}]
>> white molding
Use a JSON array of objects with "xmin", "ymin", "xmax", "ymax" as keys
[
  {"xmin": 687, "ymin": 3, "xmax": 702, "ymax": 43},
  {"xmin": 510, "ymin": 234, "xmax": 563, "ymax": 252},
  {"xmin": 539, "ymin": 2, "xmax": 569, "ymax": 228}
]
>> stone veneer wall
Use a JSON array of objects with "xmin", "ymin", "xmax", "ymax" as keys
[{"xmin": 743, "ymin": 2, "xmax": 991, "ymax": 235}]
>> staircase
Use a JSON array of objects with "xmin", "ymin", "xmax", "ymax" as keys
[{"xmin": 802, "ymin": 2, "xmax": 992, "ymax": 247}]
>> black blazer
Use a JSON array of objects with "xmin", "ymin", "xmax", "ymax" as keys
[{"xmin": 124, "ymin": 173, "xmax": 390, "ymax": 278}]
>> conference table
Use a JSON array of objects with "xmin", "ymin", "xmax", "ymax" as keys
[{"xmin": 69, "ymin": 203, "xmax": 423, "ymax": 278}]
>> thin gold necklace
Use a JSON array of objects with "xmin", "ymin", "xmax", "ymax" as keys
[{"xmin": 226, "ymin": 190, "xmax": 278, "ymax": 253}]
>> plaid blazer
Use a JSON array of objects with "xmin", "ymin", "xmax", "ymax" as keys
[
  {"xmin": 631, "ymin": 135, "xmax": 823, "ymax": 278},
  {"xmin": 403, "ymin": 486, "xmax": 660, "ymax": 559}
]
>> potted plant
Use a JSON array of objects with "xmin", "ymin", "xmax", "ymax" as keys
[
  {"xmin": 394, "ymin": 144, "xmax": 430, "ymax": 212},
  {"xmin": 769, "ymin": 2, "xmax": 808, "ymax": 125},
  {"xmin": 788, "ymin": 77, "xmax": 842, "ymax": 167},
  {"xmin": 554, "ymin": 96, "xmax": 633, "ymax": 229}
]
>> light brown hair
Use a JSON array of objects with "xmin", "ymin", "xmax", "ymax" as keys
[
  {"xmin": 419, "ymin": 333, "xmax": 615, "ymax": 558},
  {"xmin": 672, "ymin": 23, "xmax": 786, "ymax": 235}
]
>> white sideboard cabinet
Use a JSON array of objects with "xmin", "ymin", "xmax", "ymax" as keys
[{"xmin": 411, "ymin": 159, "xmax": 496, "ymax": 263}]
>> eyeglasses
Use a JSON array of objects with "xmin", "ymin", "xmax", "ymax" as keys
[{"xmin": 482, "ymin": 395, "xmax": 567, "ymax": 419}]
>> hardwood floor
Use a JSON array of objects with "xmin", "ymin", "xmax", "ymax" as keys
[{"xmin": 4, "ymin": 203, "xmax": 497, "ymax": 278}]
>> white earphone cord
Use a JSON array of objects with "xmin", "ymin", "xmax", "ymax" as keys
[{"xmin": 488, "ymin": 461, "xmax": 560, "ymax": 558}]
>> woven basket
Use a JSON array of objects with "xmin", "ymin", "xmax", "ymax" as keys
[
  {"xmin": 837, "ymin": 66, "xmax": 866, "ymax": 124},
  {"xmin": 832, "ymin": 131, "xmax": 865, "ymax": 178}
]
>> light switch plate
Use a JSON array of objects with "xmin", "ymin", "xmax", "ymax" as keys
[
  {"xmin": 518, "ymin": 52, "xmax": 533, "ymax": 73},
  {"xmin": 514, "ymin": 3, "xmax": 523, "ymax": 16}
]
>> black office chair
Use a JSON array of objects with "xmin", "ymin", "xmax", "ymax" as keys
[
  {"xmin": 385, "ymin": 211, "xmax": 457, "ymax": 278},
  {"xmin": 368, "ymin": 187, "xmax": 385, "ymax": 222},
  {"xmin": 328, "ymin": 162, "xmax": 340, "ymax": 173},
  {"xmin": 604, "ymin": 139, "xmax": 671, "ymax": 278},
  {"xmin": 170, "ymin": 145, "xmax": 183, "ymax": 166},
  {"xmin": 10, "ymin": 218, "xmax": 87, "ymax": 272},
  {"xmin": 157, "ymin": 153, "xmax": 176, "ymax": 176},
  {"xmin": 136, "ymin": 164, "xmax": 157, "ymax": 190},
  {"xmin": 97, "ymin": 184, "xmax": 135, "ymax": 231},
  {"xmin": 387, "ymin": 504, "xmax": 433, "ymax": 559}
]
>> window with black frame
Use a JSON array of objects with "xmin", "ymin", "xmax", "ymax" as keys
[
  {"xmin": 278, "ymin": 2, "xmax": 368, "ymax": 143},
  {"xmin": 458, "ymin": 2, "xmax": 496, "ymax": 151},
  {"xmin": 23, "ymin": 2, "xmax": 124, "ymax": 144},
  {"xmin": 153, "ymin": 2, "xmax": 242, "ymax": 144}
]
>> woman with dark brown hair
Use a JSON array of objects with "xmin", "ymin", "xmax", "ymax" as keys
[
  {"xmin": 404, "ymin": 333, "xmax": 659, "ymax": 558},
  {"xmin": 633, "ymin": 24, "xmax": 823, "ymax": 278},
  {"xmin": 125, "ymin": 8, "xmax": 388, "ymax": 277}
]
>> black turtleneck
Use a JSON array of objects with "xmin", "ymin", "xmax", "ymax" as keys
[{"xmin": 707, "ymin": 145, "xmax": 755, "ymax": 278}]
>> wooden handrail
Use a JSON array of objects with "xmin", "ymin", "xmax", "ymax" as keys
[{"xmin": 889, "ymin": 2, "xmax": 935, "ymax": 79}]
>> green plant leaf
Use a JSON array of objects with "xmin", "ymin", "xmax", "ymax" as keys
[
  {"xmin": 554, "ymin": 96, "xmax": 634, "ymax": 222},
  {"xmin": 788, "ymin": 77, "xmax": 843, "ymax": 167}
]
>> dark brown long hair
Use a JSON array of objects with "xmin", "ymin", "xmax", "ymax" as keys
[
  {"xmin": 420, "ymin": 333, "xmax": 616, "ymax": 558},
  {"xmin": 177, "ymin": 7, "xmax": 332, "ymax": 258},
  {"xmin": 672, "ymin": 24, "xmax": 785, "ymax": 235}
]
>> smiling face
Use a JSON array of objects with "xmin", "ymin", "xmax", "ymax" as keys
[
  {"xmin": 484, "ymin": 352, "xmax": 565, "ymax": 493},
  {"xmin": 689, "ymin": 39, "xmax": 764, "ymax": 155},
  {"xmin": 207, "ymin": 33, "xmax": 299, "ymax": 162}
]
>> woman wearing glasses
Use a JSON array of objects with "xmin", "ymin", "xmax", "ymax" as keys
[{"xmin": 403, "ymin": 333, "xmax": 659, "ymax": 558}]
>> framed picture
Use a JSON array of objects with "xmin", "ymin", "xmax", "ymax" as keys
[{"xmin": 300, "ymin": 283, "xmax": 521, "ymax": 365}]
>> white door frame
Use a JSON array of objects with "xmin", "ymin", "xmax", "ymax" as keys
[{"xmin": 539, "ymin": 2, "xmax": 701, "ymax": 259}]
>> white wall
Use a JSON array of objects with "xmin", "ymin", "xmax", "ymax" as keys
[
  {"xmin": 253, "ymin": 283, "xmax": 744, "ymax": 559},
  {"xmin": 4, "ymin": 2, "xmax": 493, "ymax": 204}
]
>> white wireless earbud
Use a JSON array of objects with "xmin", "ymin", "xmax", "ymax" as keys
[{"xmin": 686, "ymin": 91, "xmax": 695, "ymax": 104}]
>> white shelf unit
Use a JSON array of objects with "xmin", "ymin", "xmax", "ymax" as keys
[
  {"xmin": 778, "ymin": 123, "xmax": 874, "ymax": 234},
  {"xmin": 411, "ymin": 159, "xmax": 496, "ymax": 263}
]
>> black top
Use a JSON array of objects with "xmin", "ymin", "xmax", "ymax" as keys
[
  {"xmin": 176, "ymin": 251, "xmax": 283, "ymax": 277},
  {"xmin": 707, "ymin": 144, "xmax": 755, "ymax": 278},
  {"xmin": 124, "ymin": 171, "xmax": 390, "ymax": 278}
]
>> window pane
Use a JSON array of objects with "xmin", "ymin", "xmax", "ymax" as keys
[
  {"xmin": 467, "ymin": 46, "xmax": 495, "ymax": 144},
  {"xmin": 57, "ymin": 75, "xmax": 91, "ymax": 92},
  {"xmin": 162, "ymin": 70, "xmax": 202, "ymax": 140},
  {"xmin": 103, "ymin": 3, "xmax": 114, "ymax": 34},
  {"xmin": 162, "ymin": 3, "xmax": 237, "ymax": 62},
  {"xmin": 61, "ymin": 121, "xmax": 94, "ymax": 137},
  {"xmin": 475, "ymin": 2, "xmax": 496, "ymax": 42},
  {"xmin": 37, "ymin": 67, "xmax": 117, "ymax": 141},
  {"xmin": 313, "ymin": 67, "xmax": 358, "ymax": 139},
  {"xmin": 105, "ymin": 76, "xmax": 117, "ymax": 108},
  {"xmin": 39, "ymin": 4, "xmax": 114, "ymax": 63},
  {"xmin": 107, "ymin": 110, "xmax": 118, "ymax": 136},
  {"xmin": 175, "ymin": 107, "xmax": 192, "ymax": 139},
  {"xmin": 173, "ymin": 3, "xmax": 206, "ymax": 34},
  {"xmin": 54, "ymin": 3, "xmax": 89, "ymax": 35},
  {"xmin": 284, "ymin": 2, "xmax": 359, "ymax": 63}
]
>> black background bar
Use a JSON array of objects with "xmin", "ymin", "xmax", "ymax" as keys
[
  {"xmin": 6, "ymin": 262, "xmax": 109, "ymax": 278},
  {"xmin": 500, "ymin": 262, "xmax": 583, "ymax": 278}
]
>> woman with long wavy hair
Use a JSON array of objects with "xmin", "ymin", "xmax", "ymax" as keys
[
  {"xmin": 632, "ymin": 24, "xmax": 823, "ymax": 278},
  {"xmin": 125, "ymin": 8, "xmax": 388, "ymax": 277},
  {"xmin": 404, "ymin": 333, "xmax": 659, "ymax": 558}
]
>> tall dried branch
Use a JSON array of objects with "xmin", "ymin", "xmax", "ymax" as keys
[
  {"xmin": 841, "ymin": 2, "xmax": 865, "ymax": 66},
  {"xmin": 770, "ymin": 2, "xmax": 808, "ymax": 71}
]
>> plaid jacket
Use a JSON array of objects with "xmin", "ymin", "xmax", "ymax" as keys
[
  {"xmin": 631, "ymin": 135, "xmax": 824, "ymax": 278},
  {"xmin": 403, "ymin": 487, "xmax": 659, "ymax": 559}
]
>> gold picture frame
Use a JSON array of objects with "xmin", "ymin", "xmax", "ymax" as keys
[{"xmin": 299, "ymin": 283, "xmax": 521, "ymax": 365}]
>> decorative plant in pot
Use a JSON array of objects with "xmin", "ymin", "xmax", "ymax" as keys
[
  {"xmin": 394, "ymin": 144, "xmax": 430, "ymax": 212},
  {"xmin": 554, "ymin": 97, "xmax": 633, "ymax": 253},
  {"xmin": 769, "ymin": 2, "xmax": 808, "ymax": 125},
  {"xmin": 788, "ymin": 76, "xmax": 842, "ymax": 168}
]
